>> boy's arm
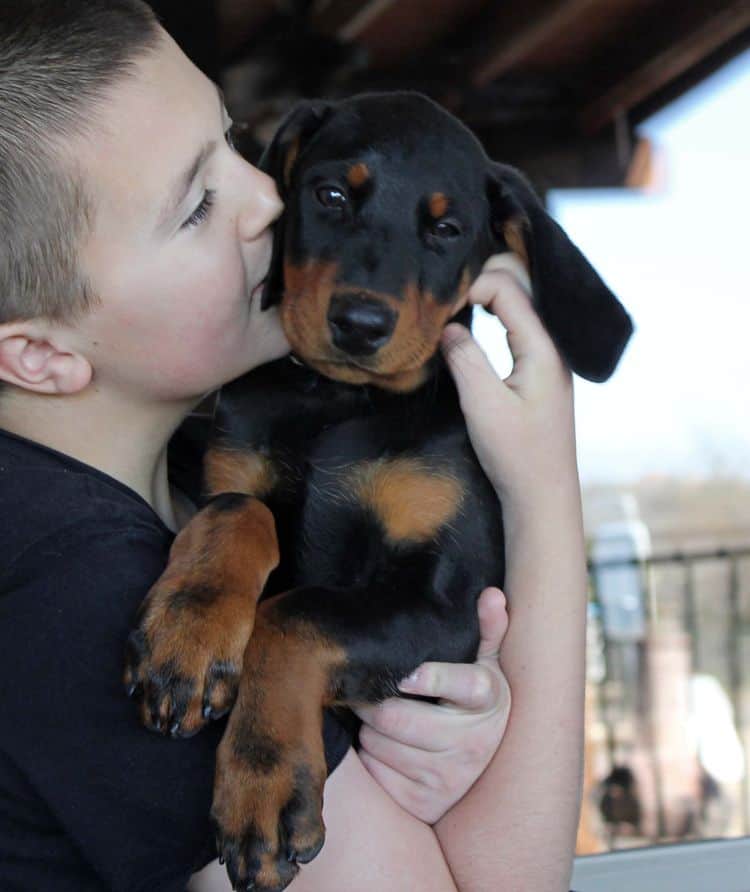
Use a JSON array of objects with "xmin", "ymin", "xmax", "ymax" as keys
[
  {"xmin": 434, "ymin": 482, "xmax": 586, "ymax": 892},
  {"xmin": 433, "ymin": 255, "xmax": 587, "ymax": 892}
]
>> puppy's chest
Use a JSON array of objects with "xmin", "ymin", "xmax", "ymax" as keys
[
  {"xmin": 266, "ymin": 421, "xmax": 472, "ymax": 595},
  {"xmin": 272, "ymin": 401, "xmax": 472, "ymax": 529},
  {"xmin": 217, "ymin": 362, "xmax": 488, "ymax": 593}
]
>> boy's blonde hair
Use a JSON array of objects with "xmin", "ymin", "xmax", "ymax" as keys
[{"xmin": 0, "ymin": 1, "xmax": 161, "ymax": 326}]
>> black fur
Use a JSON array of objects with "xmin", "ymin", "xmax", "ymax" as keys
[{"xmin": 213, "ymin": 90, "xmax": 632, "ymax": 701}]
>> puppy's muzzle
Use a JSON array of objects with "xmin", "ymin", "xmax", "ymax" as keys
[{"xmin": 327, "ymin": 293, "xmax": 397, "ymax": 356}]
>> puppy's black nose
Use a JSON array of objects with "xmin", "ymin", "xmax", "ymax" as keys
[{"xmin": 327, "ymin": 293, "xmax": 396, "ymax": 356}]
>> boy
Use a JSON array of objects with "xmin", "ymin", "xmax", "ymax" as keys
[{"xmin": 0, "ymin": 3, "xmax": 587, "ymax": 890}]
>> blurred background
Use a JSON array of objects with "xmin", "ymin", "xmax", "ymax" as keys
[{"xmin": 151, "ymin": 0, "xmax": 750, "ymax": 856}]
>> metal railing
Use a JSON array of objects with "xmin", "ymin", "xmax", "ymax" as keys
[{"xmin": 586, "ymin": 545, "xmax": 750, "ymax": 846}]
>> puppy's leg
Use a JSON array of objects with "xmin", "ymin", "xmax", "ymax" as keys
[
  {"xmin": 212, "ymin": 585, "xmax": 477, "ymax": 892},
  {"xmin": 125, "ymin": 493, "xmax": 279, "ymax": 737}
]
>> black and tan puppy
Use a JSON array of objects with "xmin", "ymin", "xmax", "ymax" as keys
[{"xmin": 125, "ymin": 92, "xmax": 632, "ymax": 892}]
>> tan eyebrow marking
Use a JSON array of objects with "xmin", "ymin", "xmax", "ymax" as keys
[
  {"xmin": 346, "ymin": 163, "xmax": 370, "ymax": 189},
  {"xmin": 428, "ymin": 192, "xmax": 449, "ymax": 219}
]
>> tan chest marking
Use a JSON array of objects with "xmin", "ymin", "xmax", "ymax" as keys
[{"xmin": 348, "ymin": 458, "xmax": 463, "ymax": 544}]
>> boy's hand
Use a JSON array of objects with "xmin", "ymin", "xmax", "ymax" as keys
[
  {"xmin": 440, "ymin": 253, "xmax": 576, "ymax": 505},
  {"xmin": 353, "ymin": 587, "xmax": 511, "ymax": 824}
]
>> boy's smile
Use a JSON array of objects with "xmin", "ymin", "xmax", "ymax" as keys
[{"xmin": 73, "ymin": 30, "xmax": 289, "ymax": 403}]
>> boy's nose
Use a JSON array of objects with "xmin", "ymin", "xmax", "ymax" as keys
[{"xmin": 238, "ymin": 166, "xmax": 284, "ymax": 242}]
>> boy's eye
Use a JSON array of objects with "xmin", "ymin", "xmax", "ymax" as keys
[{"xmin": 182, "ymin": 189, "xmax": 216, "ymax": 229}]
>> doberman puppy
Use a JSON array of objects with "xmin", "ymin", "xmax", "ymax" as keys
[{"xmin": 124, "ymin": 92, "xmax": 633, "ymax": 891}]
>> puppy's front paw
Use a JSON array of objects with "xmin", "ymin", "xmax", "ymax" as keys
[
  {"xmin": 124, "ymin": 495, "xmax": 278, "ymax": 737},
  {"xmin": 124, "ymin": 581, "xmax": 248, "ymax": 738}
]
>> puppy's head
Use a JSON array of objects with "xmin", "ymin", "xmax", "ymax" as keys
[{"xmin": 261, "ymin": 92, "xmax": 632, "ymax": 391}]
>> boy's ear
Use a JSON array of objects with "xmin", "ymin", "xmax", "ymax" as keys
[
  {"xmin": 0, "ymin": 327, "xmax": 91, "ymax": 395},
  {"xmin": 486, "ymin": 162, "xmax": 633, "ymax": 382},
  {"xmin": 257, "ymin": 100, "xmax": 336, "ymax": 310}
]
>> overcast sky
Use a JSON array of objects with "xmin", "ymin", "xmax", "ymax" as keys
[{"xmin": 474, "ymin": 48, "xmax": 750, "ymax": 485}]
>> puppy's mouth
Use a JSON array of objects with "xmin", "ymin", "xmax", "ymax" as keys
[
  {"xmin": 290, "ymin": 352, "xmax": 377, "ymax": 375},
  {"xmin": 293, "ymin": 351, "xmax": 431, "ymax": 393}
]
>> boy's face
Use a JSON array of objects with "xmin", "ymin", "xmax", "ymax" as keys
[{"xmin": 71, "ymin": 31, "xmax": 288, "ymax": 403}]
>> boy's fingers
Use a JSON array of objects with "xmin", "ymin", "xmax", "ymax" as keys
[
  {"xmin": 440, "ymin": 324, "xmax": 509, "ymax": 408},
  {"xmin": 353, "ymin": 699, "xmax": 448, "ymax": 750},
  {"xmin": 481, "ymin": 252, "xmax": 532, "ymax": 293},
  {"xmin": 398, "ymin": 661, "xmax": 500, "ymax": 712},
  {"xmin": 467, "ymin": 258, "xmax": 558, "ymax": 367},
  {"xmin": 359, "ymin": 725, "xmax": 439, "ymax": 782},
  {"xmin": 476, "ymin": 587, "xmax": 509, "ymax": 661},
  {"xmin": 358, "ymin": 750, "xmax": 431, "ymax": 815}
]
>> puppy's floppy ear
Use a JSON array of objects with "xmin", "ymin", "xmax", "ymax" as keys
[
  {"xmin": 258, "ymin": 100, "xmax": 335, "ymax": 197},
  {"xmin": 258, "ymin": 101, "xmax": 335, "ymax": 309},
  {"xmin": 486, "ymin": 162, "xmax": 633, "ymax": 382}
]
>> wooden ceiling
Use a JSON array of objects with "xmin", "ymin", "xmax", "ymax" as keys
[{"xmin": 215, "ymin": 0, "xmax": 750, "ymax": 191}]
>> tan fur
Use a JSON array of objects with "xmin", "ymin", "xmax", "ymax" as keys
[
  {"xmin": 283, "ymin": 136, "xmax": 300, "ymax": 188},
  {"xmin": 213, "ymin": 610, "xmax": 346, "ymax": 886},
  {"xmin": 127, "ymin": 497, "xmax": 279, "ymax": 735},
  {"xmin": 503, "ymin": 217, "xmax": 530, "ymax": 271},
  {"xmin": 428, "ymin": 191, "xmax": 449, "ymax": 219},
  {"xmin": 349, "ymin": 458, "xmax": 463, "ymax": 543},
  {"xmin": 281, "ymin": 261, "xmax": 467, "ymax": 392},
  {"xmin": 346, "ymin": 162, "xmax": 370, "ymax": 188},
  {"xmin": 204, "ymin": 444, "xmax": 277, "ymax": 499}
]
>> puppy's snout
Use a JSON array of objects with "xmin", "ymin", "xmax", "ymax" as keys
[{"xmin": 327, "ymin": 293, "xmax": 396, "ymax": 356}]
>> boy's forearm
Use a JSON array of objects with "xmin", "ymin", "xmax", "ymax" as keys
[{"xmin": 435, "ymin": 474, "xmax": 587, "ymax": 892}]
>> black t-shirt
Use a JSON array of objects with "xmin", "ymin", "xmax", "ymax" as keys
[{"xmin": 0, "ymin": 427, "xmax": 351, "ymax": 891}]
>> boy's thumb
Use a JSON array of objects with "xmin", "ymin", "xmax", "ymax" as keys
[
  {"xmin": 476, "ymin": 587, "xmax": 509, "ymax": 661},
  {"xmin": 440, "ymin": 323, "xmax": 500, "ymax": 403}
]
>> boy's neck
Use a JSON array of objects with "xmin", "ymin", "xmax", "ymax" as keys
[{"xmin": 0, "ymin": 387, "xmax": 194, "ymax": 531}]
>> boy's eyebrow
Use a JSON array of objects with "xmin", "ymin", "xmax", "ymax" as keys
[{"xmin": 157, "ymin": 83, "xmax": 227, "ymax": 228}]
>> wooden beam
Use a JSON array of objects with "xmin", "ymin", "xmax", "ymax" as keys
[
  {"xmin": 337, "ymin": 0, "xmax": 399, "ymax": 41},
  {"xmin": 475, "ymin": 118, "xmax": 648, "ymax": 191},
  {"xmin": 471, "ymin": 0, "xmax": 603, "ymax": 88},
  {"xmin": 310, "ymin": 0, "xmax": 385, "ymax": 36},
  {"xmin": 344, "ymin": 0, "xmax": 488, "ymax": 68},
  {"xmin": 217, "ymin": 0, "xmax": 277, "ymax": 57},
  {"xmin": 581, "ymin": 0, "xmax": 750, "ymax": 133}
]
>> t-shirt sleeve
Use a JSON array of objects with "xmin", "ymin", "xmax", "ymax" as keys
[
  {"xmin": 1, "ymin": 514, "xmax": 351, "ymax": 892},
  {"xmin": 0, "ymin": 523, "xmax": 222, "ymax": 892}
]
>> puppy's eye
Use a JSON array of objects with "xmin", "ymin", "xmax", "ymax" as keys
[
  {"xmin": 430, "ymin": 220, "xmax": 461, "ymax": 238},
  {"xmin": 316, "ymin": 186, "xmax": 348, "ymax": 209}
]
